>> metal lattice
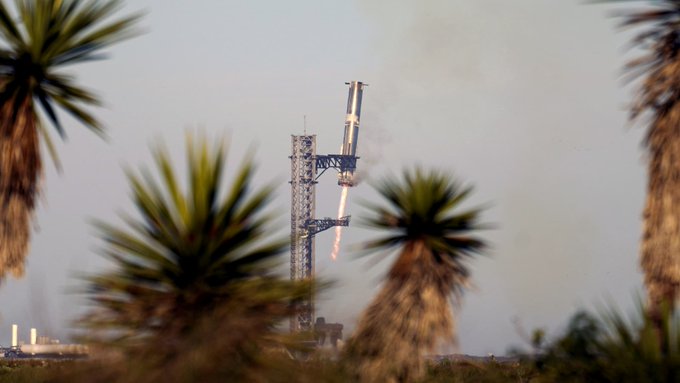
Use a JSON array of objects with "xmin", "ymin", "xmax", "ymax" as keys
[
  {"xmin": 314, "ymin": 154, "xmax": 358, "ymax": 180},
  {"xmin": 290, "ymin": 135, "xmax": 317, "ymax": 332},
  {"xmin": 289, "ymin": 136, "xmax": 354, "ymax": 333},
  {"xmin": 289, "ymin": 82, "xmax": 366, "ymax": 335},
  {"xmin": 306, "ymin": 216, "xmax": 350, "ymax": 236}
]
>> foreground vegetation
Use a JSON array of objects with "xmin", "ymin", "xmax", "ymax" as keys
[
  {"xmin": 0, "ymin": 0, "xmax": 140, "ymax": 279},
  {"xmin": 0, "ymin": 359, "xmax": 533, "ymax": 383},
  {"xmin": 343, "ymin": 169, "xmax": 486, "ymax": 382},
  {"xmin": 3, "ymin": 300, "xmax": 678, "ymax": 382},
  {"xmin": 3, "ymin": 0, "xmax": 680, "ymax": 382}
]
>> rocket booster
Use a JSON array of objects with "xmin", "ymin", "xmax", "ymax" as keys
[
  {"xmin": 338, "ymin": 81, "xmax": 365, "ymax": 186},
  {"xmin": 341, "ymin": 81, "xmax": 364, "ymax": 157}
]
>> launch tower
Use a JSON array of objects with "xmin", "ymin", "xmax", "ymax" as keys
[{"xmin": 289, "ymin": 81, "xmax": 366, "ymax": 332}]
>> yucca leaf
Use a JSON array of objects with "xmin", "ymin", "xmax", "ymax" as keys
[
  {"xmin": 84, "ymin": 133, "xmax": 300, "ymax": 347},
  {"xmin": 0, "ymin": 2, "xmax": 23, "ymax": 48},
  {"xmin": 35, "ymin": 87, "xmax": 63, "ymax": 137}
]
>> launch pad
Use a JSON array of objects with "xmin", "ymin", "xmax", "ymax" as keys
[{"xmin": 289, "ymin": 81, "xmax": 366, "ymax": 333}]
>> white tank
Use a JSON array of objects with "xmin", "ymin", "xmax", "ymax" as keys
[{"xmin": 11, "ymin": 325, "xmax": 17, "ymax": 348}]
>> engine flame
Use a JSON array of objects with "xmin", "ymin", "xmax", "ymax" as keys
[{"xmin": 331, "ymin": 186, "xmax": 350, "ymax": 260}]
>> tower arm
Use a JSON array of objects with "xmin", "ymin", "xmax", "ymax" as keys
[
  {"xmin": 314, "ymin": 155, "xmax": 358, "ymax": 180},
  {"xmin": 305, "ymin": 216, "xmax": 350, "ymax": 236}
]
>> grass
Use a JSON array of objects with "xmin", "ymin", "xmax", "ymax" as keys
[
  {"xmin": 0, "ymin": 357, "xmax": 541, "ymax": 383},
  {"xmin": 424, "ymin": 360, "xmax": 537, "ymax": 383},
  {"xmin": 0, "ymin": 360, "xmax": 77, "ymax": 383}
]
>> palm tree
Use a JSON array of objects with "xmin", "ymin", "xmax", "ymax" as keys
[
  {"xmin": 0, "ymin": 0, "xmax": 140, "ymax": 278},
  {"xmin": 343, "ymin": 168, "xmax": 487, "ymax": 383},
  {"xmin": 82, "ymin": 133, "xmax": 307, "ymax": 353},
  {"xmin": 606, "ymin": 1, "xmax": 680, "ymax": 318}
]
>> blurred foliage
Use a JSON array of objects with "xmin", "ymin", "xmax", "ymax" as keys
[
  {"xmin": 3, "ymin": 1, "xmax": 679, "ymax": 383},
  {"xmin": 0, "ymin": 360, "xmax": 61, "ymax": 383},
  {"xmin": 0, "ymin": 0, "xmax": 141, "ymax": 279},
  {"xmin": 12, "ymin": 301, "xmax": 680, "ymax": 383},
  {"xmin": 70, "ymin": 133, "xmax": 313, "ymax": 380},
  {"xmin": 424, "ymin": 360, "xmax": 534, "ymax": 383},
  {"xmin": 0, "ymin": 358, "xmax": 542, "ymax": 383},
  {"xmin": 343, "ymin": 168, "xmax": 487, "ymax": 383},
  {"xmin": 531, "ymin": 301, "xmax": 680, "ymax": 382},
  {"xmin": 596, "ymin": 0, "xmax": 680, "ymax": 313},
  {"xmin": 48, "ymin": 307, "xmax": 350, "ymax": 383}
]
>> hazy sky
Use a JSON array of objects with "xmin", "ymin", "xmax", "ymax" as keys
[{"xmin": 0, "ymin": 0, "xmax": 648, "ymax": 355}]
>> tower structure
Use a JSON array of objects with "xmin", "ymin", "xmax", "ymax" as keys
[
  {"xmin": 289, "ymin": 81, "xmax": 366, "ymax": 333},
  {"xmin": 290, "ymin": 134, "xmax": 316, "ymax": 287},
  {"xmin": 290, "ymin": 135, "xmax": 349, "ymax": 332}
]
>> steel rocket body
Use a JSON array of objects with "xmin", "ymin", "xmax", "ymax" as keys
[{"xmin": 338, "ymin": 81, "xmax": 365, "ymax": 186}]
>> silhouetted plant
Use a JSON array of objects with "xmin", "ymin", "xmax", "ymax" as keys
[
  {"xmin": 81, "ymin": 133, "xmax": 309, "ymax": 369},
  {"xmin": 0, "ymin": 0, "xmax": 140, "ymax": 278},
  {"xmin": 343, "ymin": 168, "xmax": 487, "ymax": 383},
  {"xmin": 535, "ymin": 302, "xmax": 680, "ymax": 382},
  {"xmin": 594, "ymin": 0, "xmax": 680, "ymax": 318}
]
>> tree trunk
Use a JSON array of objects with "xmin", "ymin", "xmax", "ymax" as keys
[
  {"xmin": 0, "ymin": 98, "xmax": 40, "ymax": 279},
  {"xmin": 343, "ymin": 241, "xmax": 458, "ymax": 383}
]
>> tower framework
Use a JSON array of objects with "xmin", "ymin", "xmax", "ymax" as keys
[
  {"xmin": 289, "ymin": 135, "xmax": 350, "ymax": 332},
  {"xmin": 290, "ymin": 135, "xmax": 316, "ymax": 288},
  {"xmin": 289, "ymin": 81, "xmax": 365, "ymax": 333}
]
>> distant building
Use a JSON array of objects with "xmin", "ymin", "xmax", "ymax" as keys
[{"xmin": 314, "ymin": 317, "xmax": 343, "ymax": 348}]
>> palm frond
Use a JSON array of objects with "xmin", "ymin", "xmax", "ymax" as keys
[
  {"xmin": 0, "ymin": 2, "xmax": 24, "ymax": 49},
  {"xmin": 0, "ymin": 0, "xmax": 140, "ymax": 279}
]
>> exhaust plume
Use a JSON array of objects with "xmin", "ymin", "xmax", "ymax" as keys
[{"xmin": 331, "ymin": 186, "xmax": 350, "ymax": 260}]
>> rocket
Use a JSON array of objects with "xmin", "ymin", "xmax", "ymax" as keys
[{"xmin": 338, "ymin": 81, "xmax": 366, "ymax": 186}]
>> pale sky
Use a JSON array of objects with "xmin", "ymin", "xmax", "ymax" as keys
[{"xmin": 0, "ymin": 0, "xmax": 648, "ymax": 355}]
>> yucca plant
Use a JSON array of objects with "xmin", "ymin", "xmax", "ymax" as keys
[
  {"xmin": 598, "ymin": 0, "xmax": 680, "ymax": 317},
  {"xmin": 0, "ymin": 0, "xmax": 140, "ymax": 278},
  {"xmin": 343, "ymin": 168, "xmax": 487, "ymax": 383},
  {"xmin": 81, "ymin": 133, "xmax": 307, "ymax": 358},
  {"xmin": 536, "ymin": 302, "xmax": 680, "ymax": 383},
  {"xmin": 599, "ymin": 303, "xmax": 680, "ymax": 382}
]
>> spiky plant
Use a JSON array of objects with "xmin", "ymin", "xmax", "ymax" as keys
[
  {"xmin": 82, "ymin": 134, "xmax": 306, "ymax": 356},
  {"xmin": 343, "ymin": 168, "xmax": 487, "ymax": 383},
  {"xmin": 0, "ymin": 0, "xmax": 140, "ymax": 278},
  {"xmin": 535, "ymin": 301, "xmax": 680, "ymax": 382},
  {"xmin": 600, "ymin": 0, "xmax": 680, "ymax": 317}
]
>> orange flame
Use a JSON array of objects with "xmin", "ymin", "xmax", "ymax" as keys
[{"xmin": 331, "ymin": 186, "xmax": 350, "ymax": 260}]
